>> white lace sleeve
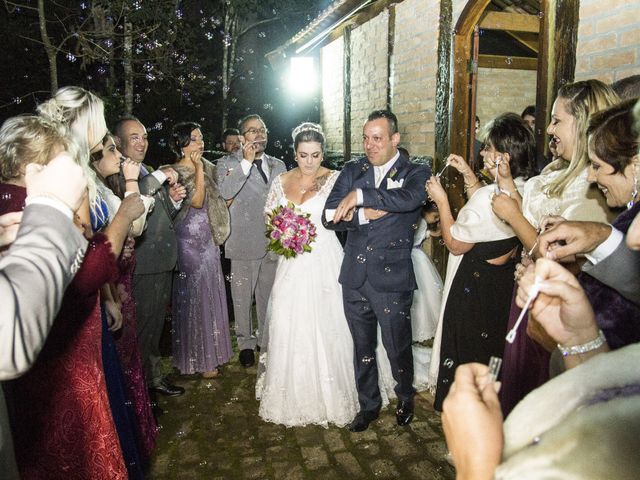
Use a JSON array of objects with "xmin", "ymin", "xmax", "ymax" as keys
[
  {"xmin": 321, "ymin": 170, "xmax": 340, "ymax": 196},
  {"xmin": 264, "ymin": 174, "xmax": 283, "ymax": 217}
]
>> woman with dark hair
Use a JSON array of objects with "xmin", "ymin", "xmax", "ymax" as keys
[
  {"xmin": 89, "ymin": 133, "xmax": 158, "ymax": 461},
  {"xmin": 577, "ymin": 98, "xmax": 640, "ymax": 355},
  {"xmin": 426, "ymin": 112, "xmax": 536, "ymax": 410},
  {"xmin": 169, "ymin": 122, "xmax": 232, "ymax": 378}
]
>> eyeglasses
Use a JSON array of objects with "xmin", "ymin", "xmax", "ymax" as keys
[{"xmin": 243, "ymin": 128, "xmax": 268, "ymax": 136}]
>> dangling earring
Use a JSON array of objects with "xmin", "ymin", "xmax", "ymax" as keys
[{"xmin": 628, "ymin": 172, "xmax": 639, "ymax": 210}]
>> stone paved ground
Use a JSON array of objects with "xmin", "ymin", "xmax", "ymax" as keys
[{"xmin": 148, "ymin": 360, "xmax": 455, "ymax": 480}]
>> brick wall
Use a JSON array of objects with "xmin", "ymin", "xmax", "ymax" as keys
[
  {"xmin": 349, "ymin": 12, "xmax": 390, "ymax": 153},
  {"xmin": 320, "ymin": 37, "xmax": 344, "ymax": 152},
  {"xmin": 476, "ymin": 67, "xmax": 537, "ymax": 128},
  {"xmin": 391, "ymin": 0, "xmax": 440, "ymax": 156},
  {"xmin": 576, "ymin": 0, "xmax": 640, "ymax": 82}
]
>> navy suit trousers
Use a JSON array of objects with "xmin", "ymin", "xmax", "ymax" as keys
[{"xmin": 342, "ymin": 279, "xmax": 415, "ymax": 413}]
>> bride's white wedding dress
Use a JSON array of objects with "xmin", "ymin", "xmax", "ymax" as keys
[{"xmin": 256, "ymin": 171, "xmax": 359, "ymax": 427}]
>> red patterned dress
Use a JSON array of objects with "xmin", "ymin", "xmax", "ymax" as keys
[
  {"xmin": 113, "ymin": 251, "xmax": 157, "ymax": 459},
  {"xmin": 1, "ymin": 183, "xmax": 127, "ymax": 480}
]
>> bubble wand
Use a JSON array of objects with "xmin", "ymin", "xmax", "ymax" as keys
[{"xmin": 505, "ymin": 278, "xmax": 542, "ymax": 343}]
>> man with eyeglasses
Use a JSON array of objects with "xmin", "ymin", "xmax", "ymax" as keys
[
  {"xmin": 216, "ymin": 114, "xmax": 286, "ymax": 368},
  {"xmin": 114, "ymin": 115, "xmax": 188, "ymax": 399}
]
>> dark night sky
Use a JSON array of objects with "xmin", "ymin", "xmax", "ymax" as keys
[{"xmin": 0, "ymin": 0, "xmax": 332, "ymax": 167}]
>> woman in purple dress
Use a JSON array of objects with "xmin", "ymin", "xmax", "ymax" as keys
[{"xmin": 170, "ymin": 122, "xmax": 232, "ymax": 378}]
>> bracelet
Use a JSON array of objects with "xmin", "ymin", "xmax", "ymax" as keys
[
  {"xmin": 125, "ymin": 178, "xmax": 138, "ymax": 183},
  {"xmin": 463, "ymin": 179, "xmax": 481, "ymax": 192},
  {"xmin": 557, "ymin": 330, "xmax": 606, "ymax": 357}
]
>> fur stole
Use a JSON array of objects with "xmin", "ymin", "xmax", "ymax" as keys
[{"xmin": 171, "ymin": 160, "xmax": 230, "ymax": 245}]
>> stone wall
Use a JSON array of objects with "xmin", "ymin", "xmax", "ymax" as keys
[
  {"xmin": 391, "ymin": 0, "xmax": 441, "ymax": 156},
  {"xmin": 575, "ymin": 0, "xmax": 640, "ymax": 82},
  {"xmin": 476, "ymin": 67, "xmax": 537, "ymax": 128},
  {"xmin": 349, "ymin": 11, "xmax": 390, "ymax": 152},
  {"xmin": 320, "ymin": 37, "xmax": 345, "ymax": 152}
]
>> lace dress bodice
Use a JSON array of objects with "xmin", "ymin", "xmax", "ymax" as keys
[{"xmin": 264, "ymin": 170, "xmax": 340, "ymax": 251}]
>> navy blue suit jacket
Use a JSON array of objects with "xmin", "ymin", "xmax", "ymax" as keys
[{"xmin": 323, "ymin": 153, "xmax": 430, "ymax": 292}]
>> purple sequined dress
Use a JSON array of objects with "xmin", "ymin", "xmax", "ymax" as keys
[{"xmin": 172, "ymin": 194, "xmax": 233, "ymax": 373}]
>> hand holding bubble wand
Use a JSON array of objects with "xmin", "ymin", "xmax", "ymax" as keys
[{"xmin": 505, "ymin": 277, "xmax": 543, "ymax": 343}]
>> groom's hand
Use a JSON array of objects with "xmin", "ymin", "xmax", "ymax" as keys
[
  {"xmin": 364, "ymin": 208, "xmax": 388, "ymax": 221},
  {"xmin": 333, "ymin": 190, "xmax": 358, "ymax": 223}
]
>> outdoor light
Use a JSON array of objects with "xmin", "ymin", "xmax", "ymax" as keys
[{"xmin": 287, "ymin": 56, "xmax": 317, "ymax": 97}]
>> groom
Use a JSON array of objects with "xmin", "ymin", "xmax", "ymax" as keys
[{"xmin": 323, "ymin": 110, "xmax": 430, "ymax": 432}]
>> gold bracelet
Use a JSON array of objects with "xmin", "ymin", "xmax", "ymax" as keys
[{"xmin": 463, "ymin": 180, "xmax": 481, "ymax": 192}]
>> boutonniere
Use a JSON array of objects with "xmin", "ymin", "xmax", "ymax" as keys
[
  {"xmin": 388, "ymin": 167, "xmax": 398, "ymax": 179},
  {"xmin": 225, "ymin": 167, "xmax": 234, "ymax": 176},
  {"xmin": 387, "ymin": 178, "xmax": 405, "ymax": 189}
]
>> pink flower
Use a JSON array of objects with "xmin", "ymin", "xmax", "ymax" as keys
[{"xmin": 266, "ymin": 203, "xmax": 317, "ymax": 258}]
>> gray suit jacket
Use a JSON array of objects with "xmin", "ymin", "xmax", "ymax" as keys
[
  {"xmin": 0, "ymin": 204, "xmax": 87, "ymax": 479},
  {"xmin": 134, "ymin": 169, "xmax": 182, "ymax": 275},
  {"xmin": 216, "ymin": 152, "xmax": 286, "ymax": 260},
  {"xmin": 583, "ymin": 238, "xmax": 640, "ymax": 306}
]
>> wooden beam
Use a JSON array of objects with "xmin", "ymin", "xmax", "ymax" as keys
[
  {"xmin": 506, "ymin": 31, "xmax": 539, "ymax": 54},
  {"xmin": 479, "ymin": 11, "xmax": 540, "ymax": 33},
  {"xmin": 450, "ymin": 0, "xmax": 492, "ymax": 161},
  {"xmin": 433, "ymin": 0, "xmax": 453, "ymax": 278},
  {"xmin": 322, "ymin": 0, "xmax": 398, "ymax": 50},
  {"xmin": 535, "ymin": 0, "xmax": 578, "ymax": 165},
  {"xmin": 387, "ymin": 5, "xmax": 395, "ymax": 110},
  {"xmin": 478, "ymin": 54, "xmax": 538, "ymax": 70}
]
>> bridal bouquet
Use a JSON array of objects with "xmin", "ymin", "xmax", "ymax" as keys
[{"xmin": 266, "ymin": 202, "xmax": 317, "ymax": 258}]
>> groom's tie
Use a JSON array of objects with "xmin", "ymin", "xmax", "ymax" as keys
[
  {"xmin": 253, "ymin": 158, "xmax": 268, "ymax": 183},
  {"xmin": 374, "ymin": 166, "xmax": 384, "ymax": 188}
]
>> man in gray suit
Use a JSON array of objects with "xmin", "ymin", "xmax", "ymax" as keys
[
  {"xmin": 0, "ymin": 154, "xmax": 88, "ymax": 480},
  {"xmin": 216, "ymin": 114, "xmax": 286, "ymax": 367},
  {"xmin": 115, "ymin": 116, "xmax": 187, "ymax": 396}
]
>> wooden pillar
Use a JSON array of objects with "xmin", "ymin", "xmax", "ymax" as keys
[
  {"xmin": 343, "ymin": 26, "xmax": 352, "ymax": 162},
  {"xmin": 535, "ymin": 0, "xmax": 578, "ymax": 163},
  {"xmin": 387, "ymin": 5, "xmax": 396, "ymax": 110},
  {"xmin": 432, "ymin": 0, "xmax": 453, "ymax": 277}
]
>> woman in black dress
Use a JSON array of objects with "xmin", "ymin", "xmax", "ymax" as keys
[{"xmin": 426, "ymin": 113, "xmax": 535, "ymax": 410}]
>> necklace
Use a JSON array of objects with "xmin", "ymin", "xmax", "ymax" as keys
[
  {"xmin": 298, "ymin": 173, "xmax": 330, "ymax": 194},
  {"xmin": 299, "ymin": 182, "xmax": 317, "ymax": 194}
]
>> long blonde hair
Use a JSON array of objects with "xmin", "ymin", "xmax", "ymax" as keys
[
  {"xmin": 37, "ymin": 86, "xmax": 108, "ymax": 206},
  {"xmin": 545, "ymin": 79, "xmax": 620, "ymax": 197}
]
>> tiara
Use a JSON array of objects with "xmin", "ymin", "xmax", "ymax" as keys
[{"xmin": 291, "ymin": 122, "xmax": 324, "ymax": 141}]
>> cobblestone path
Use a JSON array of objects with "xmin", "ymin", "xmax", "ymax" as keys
[{"xmin": 148, "ymin": 361, "xmax": 455, "ymax": 480}]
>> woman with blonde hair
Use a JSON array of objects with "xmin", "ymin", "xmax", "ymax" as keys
[
  {"xmin": 492, "ymin": 79, "xmax": 618, "ymax": 251},
  {"xmin": 36, "ymin": 85, "xmax": 106, "ymax": 210},
  {"xmin": 491, "ymin": 79, "xmax": 619, "ymax": 416}
]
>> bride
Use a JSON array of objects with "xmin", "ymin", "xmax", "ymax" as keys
[{"xmin": 256, "ymin": 123, "xmax": 359, "ymax": 427}]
